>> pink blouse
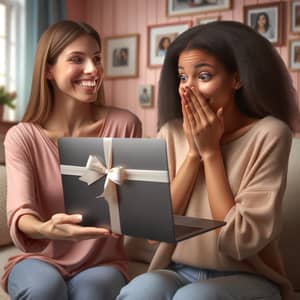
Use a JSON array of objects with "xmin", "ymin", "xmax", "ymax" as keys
[{"xmin": 1, "ymin": 107, "xmax": 142, "ymax": 291}]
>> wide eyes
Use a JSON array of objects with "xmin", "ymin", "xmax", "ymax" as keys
[
  {"xmin": 198, "ymin": 72, "xmax": 212, "ymax": 81},
  {"xmin": 178, "ymin": 72, "xmax": 212, "ymax": 82},
  {"xmin": 178, "ymin": 74, "xmax": 188, "ymax": 81}
]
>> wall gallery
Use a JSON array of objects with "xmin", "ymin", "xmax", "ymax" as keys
[{"xmin": 67, "ymin": 0, "xmax": 300, "ymax": 137}]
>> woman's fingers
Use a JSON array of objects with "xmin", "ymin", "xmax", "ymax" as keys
[
  {"xmin": 51, "ymin": 213, "xmax": 82, "ymax": 225},
  {"xmin": 186, "ymin": 88, "xmax": 207, "ymax": 127},
  {"xmin": 46, "ymin": 213, "xmax": 111, "ymax": 239},
  {"xmin": 75, "ymin": 226, "xmax": 111, "ymax": 237},
  {"xmin": 181, "ymin": 90, "xmax": 192, "ymax": 130},
  {"xmin": 189, "ymin": 87, "xmax": 215, "ymax": 122}
]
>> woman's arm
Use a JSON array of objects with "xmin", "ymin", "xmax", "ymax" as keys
[
  {"xmin": 18, "ymin": 213, "xmax": 110, "ymax": 241},
  {"xmin": 168, "ymin": 89, "xmax": 203, "ymax": 214},
  {"xmin": 170, "ymin": 153, "xmax": 202, "ymax": 214},
  {"xmin": 183, "ymin": 87, "xmax": 235, "ymax": 223},
  {"xmin": 202, "ymin": 151, "xmax": 234, "ymax": 221}
]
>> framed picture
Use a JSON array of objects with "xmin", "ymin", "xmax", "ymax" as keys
[
  {"xmin": 288, "ymin": 40, "xmax": 300, "ymax": 71},
  {"xmin": 148, "ymin": 22, "xmax": 191, "ymax": 67},
  {"xmin": 290, "ymin": 0, "xmax": 300, "ymax": 34},
  {"xmin": 244, "ymin": 2, "xmax": 283, "ymax": 46},
  {"xmin": 166, "ymin": 0, "xmax": 231, "ymax": 17},
  {"xmin": 195, "ymin": 16, "xmax": 220, "ymax": 25},
  {"xmin": 104, "ymin": 34, "xmax": 139, "ymax": 79},
  {"xmin": 138, "ymin": 85, "xmax": 153, "ymax": 107}
]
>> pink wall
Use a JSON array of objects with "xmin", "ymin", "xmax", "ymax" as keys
[{"xmin": 67, "ymin": 0, "xmax": 300, "ymax": 137}]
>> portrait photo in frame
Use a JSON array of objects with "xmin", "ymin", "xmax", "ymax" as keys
[
  {"xmin": 138, "ymin": 85, "xmax": 154, "ymax": 108},
  {"xmin": 104, "ymin": 34, "xmax": 139, "ymax": 79},
  {"xmin": 166, "ymin": 0, "xmax": 231, "ymax": 17},
  {"xmin": 244, "ymin": 2, "xmax": 283, "ymax": 46},
  {"xmin": 289, "ymin": 39, "xmax": 300, "ymax": 71},
  {"xmin": 290, "ymin": 0, "xmax": 300, "ymax": 34},
  {"xmin": 148, "ymin": 22, "xmax": 191, "ymax": 67},
  {"xmin": 195, "ymin": 16, "xmax": 220, "ymax": 25}
]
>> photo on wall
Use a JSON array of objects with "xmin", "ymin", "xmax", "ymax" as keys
[
  {"xmin": 244, "ymin": 2, "xmax": 284, "ymax": 46},
  {"xmin": 290, "ymin": 0, "xmax": 300, "ymax": 33},
  {"xmin": 289, "ymin": 39, "xmax": 300, "ymax": 71},
  {"xmin": 167, "ymin": 0, "xmax": 231, "ymax": 17},
  {"xmin": 138, "ymin": 85, "xmax": 153, "ymax": 108},
  {"xmin": 104, "ymin": 34, "xmax": 139, "ymax": 79},
  {"xmin": 148, "ymin": 22, "xmax": 191, "ymax": 67}
]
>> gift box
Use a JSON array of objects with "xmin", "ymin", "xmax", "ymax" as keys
[{"xmin": 58, "ymin": 137, "xmax": 172, "ymax": 241}]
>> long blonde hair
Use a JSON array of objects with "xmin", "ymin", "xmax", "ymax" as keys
[{"xmin": 22, "ymin": 20, "xmax": 105, "ymax": 124}]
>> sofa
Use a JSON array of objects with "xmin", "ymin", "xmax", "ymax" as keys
[{"xmin": 1, "ymin": 138, "xmax": 300, "ymax": 300}]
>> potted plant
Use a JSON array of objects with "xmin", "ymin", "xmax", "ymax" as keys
[{"xmin": 0, "ymin": 86, "xmax": 16, "ymax": 120}]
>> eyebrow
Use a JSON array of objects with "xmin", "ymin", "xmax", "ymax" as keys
[
  {"xmin": 66, "ymin": 51, "xmax": 101, "ymax": 56},
  {"xmin": 178, "ymin": 63, "xmax": 214, "ymax": 70}
]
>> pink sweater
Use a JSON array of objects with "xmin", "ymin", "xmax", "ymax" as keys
[{"xmin": 1, "ymin": 107, "xmax": 141, "ymax": 291}]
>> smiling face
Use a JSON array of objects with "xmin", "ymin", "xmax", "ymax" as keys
[
  {"xmin": 178, "ymin": 49, "xmax": 240, "ymax": 115},
  {"xmin": 47, "ymin": 34, "xmax": 103, "ymax": 104}
]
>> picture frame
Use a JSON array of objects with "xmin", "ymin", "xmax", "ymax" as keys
[
  {"xmin": 166, "ymin": 0, "xmax": 231, "ymax": 17},
  {"xmin": 195, "ymin": 16, "xmax": 220, "ymax": 25},
  {"xmin": 104, "ymin": 34, "xmax": 139, "ymax": 79},
  {"xmin": 148, "ymin": 22, "xmax": 191, "ymax": 68},
  {"xmin": 288, "ymin": 39, "xmax": 300, "ymax": 71},
  {"xmin": 244, "ymin": 2, "xmax": 283, "ymax": 46},
  {"xmin": 138, "ymin": 85, "xmax": 154, "ymax": 107},
  {"xmin": 290, "ymin": 0, "xmax": 300, "ymax": 34}
]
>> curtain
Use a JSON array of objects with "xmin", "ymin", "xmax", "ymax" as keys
[{"xmin": 16, "ymin": 0, "xmax": 66, "ymax": 120}]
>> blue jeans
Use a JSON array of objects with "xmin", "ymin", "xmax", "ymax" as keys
[
  {"xmin": 117, "ymin": 263, "xmax": 281, "ymax": 300},
  {"xmin": 7, "ymin": 258, "xmax": 126, "ymax": 300}
]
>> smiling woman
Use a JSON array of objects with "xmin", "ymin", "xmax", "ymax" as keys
[
  {"xmin": 46, "ymin": 34, "xmax": 103, "ymax": 103},
  {"xmin": 2, "ymin": 20, "xmax": 141, "ymax": 300}
]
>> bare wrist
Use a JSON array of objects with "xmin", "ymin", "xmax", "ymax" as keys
[
  {"xmin": 187, "ymin": 151, "xmax": 202, "ymax": 163},
  {"xmin": 202, "ymin": 150, "xmax": 222, "ymax": 162}
]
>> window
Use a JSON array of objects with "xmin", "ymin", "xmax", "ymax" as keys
[
  {"xmin": 0, "ymin": 0, "xmax": 23, "ymax": 120},
  {"xmin": 0, "ymin": 2, "xmax": 7, "ymax": 87}
]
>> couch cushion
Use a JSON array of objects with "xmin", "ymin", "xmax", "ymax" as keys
[
  {"xmin": 279, "ymin": 138, "xmax": 300, "ymax": 292},
  {"xmin": 0, "ymin": 165, "xmax": 11, "ymax": 246}
]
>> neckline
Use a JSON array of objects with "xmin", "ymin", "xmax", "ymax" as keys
[
  {"xmin": 33, "ymin": 123, "xmax": 58, "ymax": 152},
  {"xmin": 31, "ymin": 107, "xmax": 110, "ymax": 149},
  {"xmin": 220, "ymin": 117, "xmax": 269, "ymax": 145}
]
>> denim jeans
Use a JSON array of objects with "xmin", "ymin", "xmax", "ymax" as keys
[
  {"xmin": 117, "ymin": 263, "xmax": 281, "ymax": 300},
  {"xmin": 7, "ymin": 258, "xmax": 126, "ymax": 300}
]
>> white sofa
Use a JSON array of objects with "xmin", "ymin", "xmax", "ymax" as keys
[{"xmin": 1, "ymin": 139, "xmax": 300, "ymax": 299}]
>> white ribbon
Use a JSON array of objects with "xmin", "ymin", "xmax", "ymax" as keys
[{"xmin": 60, "ymin": 138, "xmax": 169, "ymax": 234}]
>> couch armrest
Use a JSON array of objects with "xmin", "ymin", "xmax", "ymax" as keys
[{"xmin": 0, "ymin": 165, "xmax": 12, "ymax": 247}]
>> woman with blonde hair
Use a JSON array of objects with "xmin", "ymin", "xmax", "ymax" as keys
[{"xmin": 2, "ymin": 20, "xmax": 141, "ymax": 300}]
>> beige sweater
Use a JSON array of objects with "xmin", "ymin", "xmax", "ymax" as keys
[{"xmin": 150, "ymin": 116, "xmax": 293, "ymax": 299}]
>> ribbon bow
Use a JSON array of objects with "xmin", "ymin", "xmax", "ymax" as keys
[
  {"xmin": 60, "ymin": 138, "xmax": 169, "ymax": 234},
  {"xmin": 78, "ymin": 138, "xmax": 124, "ymax": 234}
]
